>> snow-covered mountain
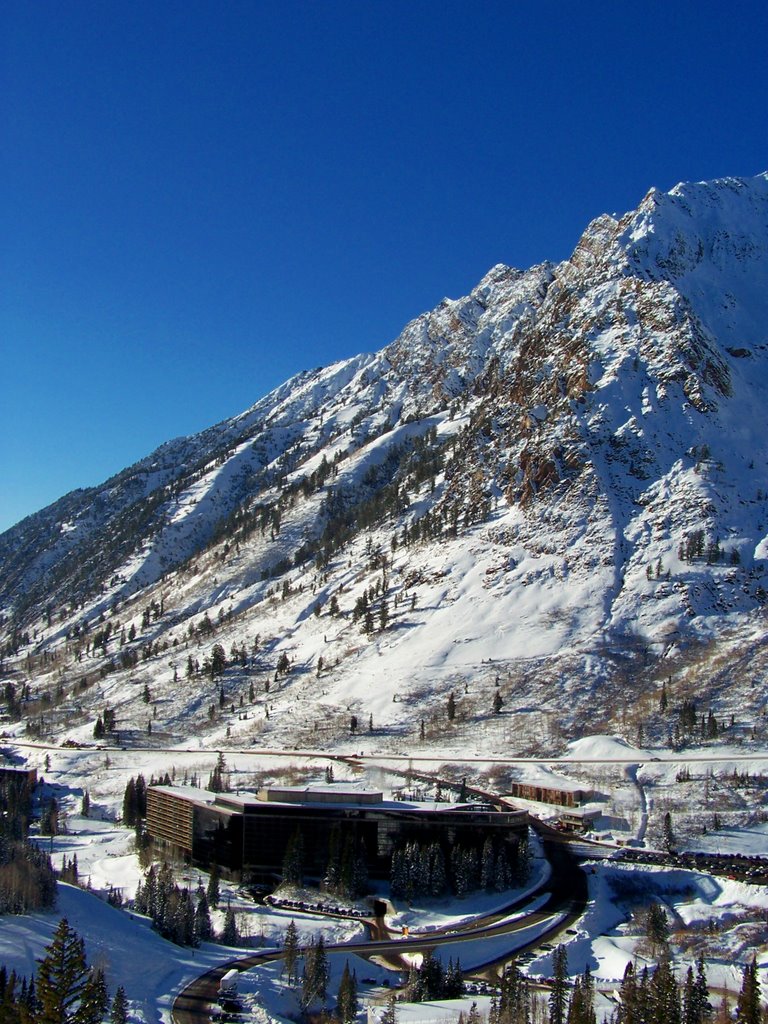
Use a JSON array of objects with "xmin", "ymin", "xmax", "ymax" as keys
[{"xmin": 3, "ymin": 172, "xmax": 768, "ymax": 755}]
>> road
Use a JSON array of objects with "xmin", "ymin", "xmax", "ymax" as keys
[
  {"xmin": 9, "ymin": 737, "xmax": 768, "ymax": 764},
  {"xmin": 172, "ymin": 840, "xmax": 587, "ymax": 1024}
]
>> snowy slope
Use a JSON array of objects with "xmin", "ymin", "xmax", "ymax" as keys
[{"xmin": 3, "ymin": 172, "xmax": 768, "ymax": 756}]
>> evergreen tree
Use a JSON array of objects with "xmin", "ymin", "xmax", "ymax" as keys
[
  {"xmin": 110, "ymin": 987, "xmax": 128, "ymax": 1024},
  {"xmin": 23, "ymin": 975, "xmax": 38, "ymax": 1024},
  {"xmin": 208, "ymin": 751, "xmax": 228, "ymax": 793},
  {"xmin": 447, "ymin": 692, "xmax": 456, "ymax": 721},
  {"xmin": 282, "ymin": 920, "xmax": 299, "ymax": 985},
  {"xmin": 324, "ymin": 825, "xmax": 342, "ymax": 893},
  {"xmin": 301, "ymin": 935, "xmax": 329, "ymax": 1009},
  {"xmin": 567, "ymin": 976, "xmax": 595, "ymax": 1024},
  {"xmin": 122, "ymin": 779, "xmax": 137, "ymax": 826},
  {"xmin": 692, "ymin": 957, "xmax": 710, "ymax": 1024},
  {"xmin": 549, "ymin": 946, "xmax": 568, "ymax": 1024},
  {"xmin": 380, "ymin": 992, "xmax": 397, "ymax": 1024},
  {"xmin": 1, "ymin": 970, "xmax": 22, "ymax": 1024},
  {"xmin": 444, "ymin": 959, "xmax": 464, "ymax": 998},
  {"xmin": 429, "ymin": 842, "xmax": 447, "ymax": 897},
  {"xmin": 481, "ymin": 837, "xmax": 495, "ymax": 891},
  {"xmin": 282, "ymin": 829, "xmax": 305, "ymax": 887},
  {"xmin": 222, "ymin": 906, "xmax": 239, "ymax": 946},
  {"xmin": 40, "ymin": 797, "xmax": 59, "ymax": 837},
  {"xmin": 616, "ymin": 963, "xmax": 638, "ymax": 1024},
  {"xmin": 336, "ymin": 961, "xmax": 358, "ymax": 1024},
  {"xmin": 36, "ymin": 918, "xmax": 95, "ymax": 1024},
  {"xmin": 210, "ymin": 644, "xmax": 227, "ymax": 678},
  {"xmin": 735, "ymin": 958, "xmax": 761, "ymax": 1024},
  {"xmin": 645, "ymin": 903, "xmax": 670, "ymax": 952},
  {"xmin": 420, "ymin": 952, "xmax": 444, "ymax": 1001},
  {"xmin": 206, "ymin": 863, "xmax": 220, "ymax": 909},
  {"xmin": 79, "ymin": 967, "xmax": 109, "ymax": 1024},
  {"xmin": 195, "ymin": 891, "xmax": 213, "ymax": 942},
  {"xmin": 650, "ymin": 957, "xmax": 680, "ymax": 1024},
  {"xmin": 497, "ymin": 960, "xmax": 530, "ymax": 1024}
]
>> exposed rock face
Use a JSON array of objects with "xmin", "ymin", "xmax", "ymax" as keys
[{"xmin": 3, "ymin": 173, "xmax": 768, "ymax": 748}]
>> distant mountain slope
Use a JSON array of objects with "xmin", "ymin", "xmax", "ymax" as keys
[{"xmin": 2, "ymin": 172, "xmax": 768, "ymax": 754}]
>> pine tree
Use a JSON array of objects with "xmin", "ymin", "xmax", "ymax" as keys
[
  {"xmin": 41, "ymin": 797, "xmax": 59, "ymax": 837},
  {"xmin": 498, "ymin": 960, "xmax": 530, "ymax": 1024},
  {"xmin": 646, "ymin": 902, "xmax": 670, "ymax": 952},
  {"xmin": 301, "ymin": 935, "xmax": 329, "ymax": 1009},
  {"xmin": 324, "ymin": 825, "xmax": 342, "ymax": 893},
  {"xmin": 282, "ymin": 828, "xmax": 305, "ymax": 887},
  {"xmin": 336, "ymin": 961, "xmax": 358, "ymax": 1024},
  {"xmin": 380, "ymin": 991, "xmax": 397, "ymax": 1024},
  {"xmin": 567, "ymin": 976, "xmax": 595, "ymax": 1024},
  {"xmin": 110, "ymin": 987, "xmax": 128, "ymax": 1024},
  {"xmin": 79, "ymin": 967, "xmax": 109, "ymax": 1024},
  {"xmin": 282, "ymin": 920, "xmax": 299, "ymax": 985},
  {"xmin": 122, "ymin": 779, "xmax": 136, "ymax": 826},
  {"xmin": 617, "ymin": 962, "xmax": 638, "ymax": 1024},
  {"xmin": 549, "ymin": 945, "xmax": 568, "ymax": 1024},
  {"xmin": 36, "ymin": 918, "xmax": 93, "ymax": 1024},
  {"xmin": 222, "ymin": 906, "xmax": 239, "ymax": 946},
  {"xmin": 659, "ymin": 680, "xmax": 669, "ymax": 712},
  {"xmin": 650, "ymin": 957, "xmax": 680, "ymax": 1024},
  {"xmin": 692, "ymin": 957, "xmax": 710, "ymax": 1024},
  {"xmin": 23, "ymin": 975, "xmax": 38, "ymax": 1024},
  {"xmin": 207, "ymin": 863, "xmax": 220, "ymax": 908},
  {"xmin": 481, "ymin": 837, "xmax": 495, "ymax": 891},
  {"xmin": 444, "ymin": 959, "xmax": 464, "ymax": 998},
  {"xmin": 313, "ymin": 935, "xmax": 329, "ymax": 1003},
  {"xmin": 429, "ymin": 842, "xmax": 447, "ymax": 897},
  {"xmin": 735, "ymin": 958, "xmax": 761, "ymax": 1024},
  {"xmin": 419, "ymin": 952, "xmax": 444, "ymax": 1001},
  {"xmin": 208, "ymin": 751, "xmax": 228, "ymax": 793},
  {"xmin": 195, "ymin": 891, "xmax": 213, "ymax": 942}
]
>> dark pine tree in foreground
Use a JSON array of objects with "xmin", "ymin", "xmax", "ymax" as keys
[
  {"xmin": 336, "ymin": 961, "xmax": 358, "ymax": 1024},
  {"xmin": 36, "ymin": 918, "xmax": 109, "ymax": 1024}
]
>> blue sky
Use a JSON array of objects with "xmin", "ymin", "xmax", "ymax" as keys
[{"xmin": 2, "ymin": 1, "xmax": 767, "ymax": 533}]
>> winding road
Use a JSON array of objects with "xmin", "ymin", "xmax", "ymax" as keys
[{"xmin": 171, "ymin": 840, "xmax": 587, "ymax": 1024}]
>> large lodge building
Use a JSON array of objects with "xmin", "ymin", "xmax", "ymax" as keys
[{"xmin": 146, "ymin": 783, "xmax": 529, "ymax": 882}]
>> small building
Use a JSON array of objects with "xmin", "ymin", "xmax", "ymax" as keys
[
  {"xmin": 146, "ymin": 783, "xmax": 529, "ymax": 882},
  {"xmin": 506, "ymin": 780, "xmax": 592, "ymax": 807},
  {"xmin": 554, "ymin": 806, "xmax": 603, "ymax": 832}
]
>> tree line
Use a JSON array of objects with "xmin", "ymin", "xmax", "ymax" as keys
[
  {"xmin": 0, "ymin": 773, "xmax": 57, "ymax": 916},
  {"xmin": 0, "ymin": 917, "xmax": 128, "ymax": 1024}
]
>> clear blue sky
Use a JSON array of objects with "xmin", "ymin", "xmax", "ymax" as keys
[{"xmin": 2, "ymin": 1, "xmax": 767, "ymax": 533}]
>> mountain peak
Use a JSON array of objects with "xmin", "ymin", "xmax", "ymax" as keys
[{"xmin": 4, "ymin": 172, "xmax": 768, "ymax": 755}]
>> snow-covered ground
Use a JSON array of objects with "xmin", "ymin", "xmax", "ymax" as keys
[{"xmin": 4, "ymin": 738, "xmax": 768, "ymax": 1024}]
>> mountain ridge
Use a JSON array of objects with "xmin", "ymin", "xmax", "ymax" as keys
[{"xmin": 3, "ymin": 171, "xmax": 768, "ymax": 756}]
